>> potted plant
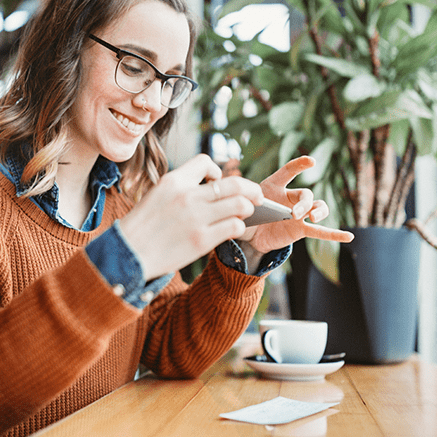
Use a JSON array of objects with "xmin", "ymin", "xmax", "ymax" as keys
[{"xmin": 195, "ymin": 0, "xmax": 437, "ymax": 362}]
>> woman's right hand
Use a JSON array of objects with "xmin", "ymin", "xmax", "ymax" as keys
[{"xmin": 119, "ymin": 154, "xmax": 264, "ymax": 281}]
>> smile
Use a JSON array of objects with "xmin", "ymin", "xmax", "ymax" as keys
[{"xmin": 110, "ymin": 109, "xmax": 147, "ymax": 134}]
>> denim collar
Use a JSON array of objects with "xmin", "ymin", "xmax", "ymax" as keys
[{"xmin": 2, "ymin": 147, "xmax": 122, "ymax": 231}]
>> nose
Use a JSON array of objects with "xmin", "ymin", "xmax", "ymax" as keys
[{"xmin": 135, "ymin": 81, "xmax": 163, "ymax": 113}]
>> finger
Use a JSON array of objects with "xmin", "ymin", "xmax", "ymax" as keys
[
  {"xmin": 265, "ymin": 156, "xmax": 316, "ymax": 188},
  {"xmin": 205, "ymin": 176, "xmax": 264, "ymax": 204},
  {"xmin": 303, "ymin": 223, "xmax": 355, "ymax": 243},
  {"xmin": 175, "ymin": 154, "xmax": 222, "ymax": 185},
  {"xmin": 290, "ymin": 188, "xmax": 314, "ymax": 220},
  {"xmin": 208, "ymin": 195, "xmax": 256, "ymax": 224},
  {"xmin": 308, "ymin": 200, "xmax": 329, "ymax": 223},
  {"xmin": 208, "ymin": 217, "xmax": 247, "ymax": 243}
]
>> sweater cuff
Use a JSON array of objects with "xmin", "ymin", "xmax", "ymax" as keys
[{"xmin": 54, "ymin": 249, "xmax": 142, "ymax": 334}]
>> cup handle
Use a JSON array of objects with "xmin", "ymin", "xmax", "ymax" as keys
[{"xmin": 261, "ymin": 330, "xmax": 281, "ymax": 363}]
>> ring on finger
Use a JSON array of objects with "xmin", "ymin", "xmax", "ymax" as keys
[{"xmin": 211, "ymin": 181, "xmax": 221, "ymax": 201}]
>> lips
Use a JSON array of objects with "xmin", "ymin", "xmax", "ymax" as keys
[{"xmin": 110, "ymin": 109, "xmax": 149, "ymax": 134}]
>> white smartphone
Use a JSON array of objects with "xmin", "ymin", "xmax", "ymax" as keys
[{"xmin": 244, "ymin": 198, "xmax": 293, "ymax": 227}]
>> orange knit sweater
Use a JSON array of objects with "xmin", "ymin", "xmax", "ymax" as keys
[{"xmin": 0, "ymin": 174, "xmax": 265, "ymax": 437}]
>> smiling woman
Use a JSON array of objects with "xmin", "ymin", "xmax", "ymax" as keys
[{"xmin": 0, "ymin": 0, "xmax": 353, "ymax": 436}]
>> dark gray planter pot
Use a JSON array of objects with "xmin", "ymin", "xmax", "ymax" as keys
[{"xmin": 287, "ymin": 227, "xmax": 421, "ymax": 364}]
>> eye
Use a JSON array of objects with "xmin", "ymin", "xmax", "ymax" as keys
[
  {"xmin": 163, "ymin": 80, "xmax": 174, "ymax": 91},
  {"xmin": 120, "ymin": 56, "xmax": 149, "ymax": 77}
]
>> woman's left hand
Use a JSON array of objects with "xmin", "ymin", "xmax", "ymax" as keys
[{"xmin": 238, "ymin": 156, "xmax": 354, "ymax": 255}]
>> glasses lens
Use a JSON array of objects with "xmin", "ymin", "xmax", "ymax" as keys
[
  {"xmin": 162, "ymin": 78, "xmax": 194, "ymax": 108},
  {"xmin": 116, "ymin": 55, "xmax": 154, "ymax": 93},
  {"xmin": 116, "ymin": 55, "xmax": 194, "ymax": 108}
]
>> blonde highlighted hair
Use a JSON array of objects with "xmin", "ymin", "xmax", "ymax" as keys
[{"xmin": 0, "ymin": 0, "xmax": 197, "ymax": 200}]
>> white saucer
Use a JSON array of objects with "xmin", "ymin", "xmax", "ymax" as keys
[{"xmin": 244, "ymin": 356, "xmax": 345, "ymax": 381}]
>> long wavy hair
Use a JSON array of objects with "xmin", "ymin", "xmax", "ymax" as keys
[{"xmin": 0, "ymin": 0, "xmax": 198, "ymax": 200}]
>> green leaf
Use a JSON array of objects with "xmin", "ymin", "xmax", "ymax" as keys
[
  {"xmin": 304, "ymin": 53, "xmax": 369, "ymax": 78},
  {"xmin": 343, "ymin": 74, "xmax": 387, "ymax": 103},
  {"xmin": 315, "ymin": 0, "xmax": 347, "ymax": 36},
  {"xmin": 243, "ymin": 143, "xmax": 280, "ymax": 183},
  {"xmin": 254, "ymin": 67, "xmax": 281, "ymax": 95},
  {"xmin": 432, "ymin": 104, "xmax": 437, "ymax": 155},
  {"xmin": 393, "ymin": 25, "xmax": 437, "ymax": 77},
  {"xmin": 225, "ymin": 113, "xmax": 269, "ymax": 148},
  {"xmin": 298, "ymin": 138, "xmax": 338, "ymax": 185},
  {"xmin": 268, "ymin": 102, "xmax": 305, "ymax": 136},
  {"xmin": 350, "ymin": 89, "xmax": 401, "ymax": 118},
  {"xmin": 209, "ymin": 69, "xmax": 228, "ymax": 89},
  {"xmin": 385, "ymin": 0, "xmax": 437, "ymax": 8},
  {"xmin": 367, "ymin": 0, "xmax": 381, "ymax": 15},
  {"xmin": 410, "ymin": 117, "xmax": 434, "ymax": 156},
  {"xmin": 302, "ymin": 90, "xmax": 320, "ymax": 136},
  {"xmin": 367, "ymin": 7, "xmax": 381, "ymax": 36},
  {"xmin": 417, "ymin": 70, "xmax": 437, "ymax": 102},
  {"xmin": 346, "ymin": 89, "xmax": 432, "ymax": 131},
  {"xmin": 290, "ymin": 31, "xmax": 307, "ymax": 72},
  {"xmin": 226, "ymin": 88, "xmax": 245, "ymax": 123},
  {"xmin": 393, "ymin": 90, "xmax": 433, "ymax": 119},
  {"xmin": 388, "ymin": 119, "xmax": 410, "ymax": 156},
  {"xmin": 424, "ymin": 8, "xmax": 437, "ymax": 34},
  {"xmin": 342, "ymin": 1, "xmax": 366, "ymax": 35},
  {"xmin": 251, "ymin": 38, "xmax": 280, "ymax": 60},
  {"xmin": 279, "ymin": 131, "xmax": 306, "ymax": 167},
  {"xmin": 378, "ymin": 2, "xmax": 409, "ymax": 41}
]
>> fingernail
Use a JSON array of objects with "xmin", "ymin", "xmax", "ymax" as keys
[
  {"xmin": 312, "ymin": 211, "xmax": 322, "ymax": 222},
  {"xmin": 294, "ymin": 206, "xmax": 304, "ymax": 219}
]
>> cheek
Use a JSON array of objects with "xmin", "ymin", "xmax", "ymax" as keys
[
  {"xmin": 152, "ymin": 107, "xmax": 170, "ymax": 126},
  {"xmin": 77, "ymin": 53, "xmax": 118, "ymax": 108}
]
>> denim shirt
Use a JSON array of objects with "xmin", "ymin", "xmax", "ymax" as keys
[{"xmin": 0, "ymin": 150, "xmax": 291, "ymax": 310}]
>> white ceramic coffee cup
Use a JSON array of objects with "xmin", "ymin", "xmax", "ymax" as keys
[{"xmin": 259, "ymin": 320, "xmax": 328, "ymax": 364}]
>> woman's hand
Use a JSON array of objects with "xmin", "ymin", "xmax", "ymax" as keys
[
  {"xmin": 238, "ymin": 156, "xmax": 354, "ymax": 256},
  {"xmin": 119, "ymin": 154, "xmax": 264, "ymax": 281}
]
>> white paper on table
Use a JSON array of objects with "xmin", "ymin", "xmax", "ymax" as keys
[{"xmin": 219, "ymin": 396, "xmax": 339, "ymax": 425}]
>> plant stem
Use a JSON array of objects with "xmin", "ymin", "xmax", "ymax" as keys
[
  {"xmin": 340, "ymin": 166, "xmax": 353, "ymax": 208},
  {"xmin": 370, "ymin": 124, "xmax": 391, "ymax": 225},
  {"xmin": 368, "ymin": 28, "xmax": 392, "ymax": 226},
  {"xmin": 355, "ymin": 130, "xmax": 370, "ymax": 227},
  {"xmin": 249, "ymin": 85, "xmax": 272, "ymax": 112},
  {"xmin": 369, "ymin": 29, "xmax": 380, "ymax": 77},
  {"xmin": 395, "ymin": 168, "xmax": 415, "ymax": 227},
  {"xmin": 405, "ymin": 218, "xmax": 437, "ymax": 249},
  {"xmin": 308, "ymin": 25, "xmax": 346, "ymax": 130},
  {"xmin": 307, "ymin": 13, "xmax": 364, "ymax": 225},
  {"xmin": 425, "ymin": 207, "xmax": 437, "ymax": 225},
  {"xmin": 385, "ymin": 132, "xmax": 415, "ymax": 227}
]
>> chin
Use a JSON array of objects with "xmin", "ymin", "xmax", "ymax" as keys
[{"xmin": 102, "ymin": 140, "xmax": 142, "ymax": 163}]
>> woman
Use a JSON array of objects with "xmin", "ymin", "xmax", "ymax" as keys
[{"xmin": 0, "ymin": 0, "xmax": 353, "ymax": 435}]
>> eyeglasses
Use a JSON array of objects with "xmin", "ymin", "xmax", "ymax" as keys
[{"xmin": 89, "ymin": 34, "xmax": 198, "ymax": 109}]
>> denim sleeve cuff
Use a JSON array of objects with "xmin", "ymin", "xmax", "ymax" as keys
[
  {"xmin": 85, "ymin": 221, "xmax": 147, "ymax": 308},
  {"xmin": 216, "ymin": 240, "xmax": 292, "ymax": 277}
]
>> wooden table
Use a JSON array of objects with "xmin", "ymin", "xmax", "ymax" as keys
[{"xmin": 33, "ymin": 335, "xmax": 437, "ymax": 437}]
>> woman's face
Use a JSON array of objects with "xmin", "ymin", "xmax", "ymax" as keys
[{"xmin": 68, "ymin": 0, "xmax": 191, "ymax": 163}]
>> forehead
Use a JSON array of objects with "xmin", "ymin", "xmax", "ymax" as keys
[{"xmin": 101, "ymin": 1, "xmax": 191, "ymax": 69}]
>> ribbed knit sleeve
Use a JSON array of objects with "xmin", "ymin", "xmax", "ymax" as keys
[
  {"xmin": 0, "ymin": 249, "xmax": 141, "ymax": 434},
  {"xmin": 141, "ymin": 250, "xmax": 265, "ymax": 378},
  {"xmin": 0, "ymin": 178, "xmax": 141, "ymax": 435}
]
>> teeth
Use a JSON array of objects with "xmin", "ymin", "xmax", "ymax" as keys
[{"xmin": 112, "ymin": 110, "xmax": 142, "ymax": 133}]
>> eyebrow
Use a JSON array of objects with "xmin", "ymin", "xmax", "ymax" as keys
[{"xmin": 121, "ymin": 43, "xmax": 186, "ymax": 74}]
